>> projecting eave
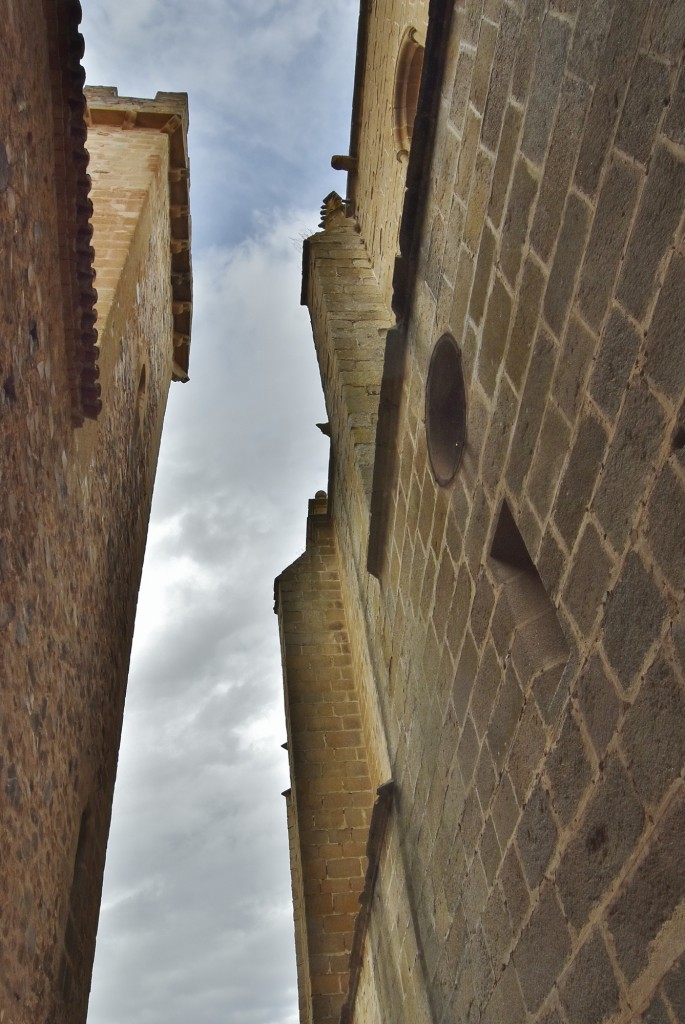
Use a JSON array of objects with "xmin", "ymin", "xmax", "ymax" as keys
[{"xmin": 84, "ymin": 87, "xmax": 194, "ymax": 382}]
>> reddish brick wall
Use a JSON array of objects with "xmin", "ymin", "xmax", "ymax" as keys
[{"xmin": 0, "ymin": 12, "xmax": 183, "ymax": 1021}]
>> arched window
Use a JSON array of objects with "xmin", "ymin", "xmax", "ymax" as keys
[{"xmin": 393, "ymin": 28, "xmax": 425, "ymax": 161}]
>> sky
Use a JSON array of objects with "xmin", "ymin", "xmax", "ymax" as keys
[{"xmin": 80, "ymin": 2, "xmax": 359, "ymax": 1022}]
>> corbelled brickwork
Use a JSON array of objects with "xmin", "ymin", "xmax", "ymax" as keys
[
  {"xmin": 0, "ymin": 9, "xmax": 191, "ymax": 1020},
  {"xmin": 279, "ymin": 0, "xmax": 685, "ymax": 1022}
]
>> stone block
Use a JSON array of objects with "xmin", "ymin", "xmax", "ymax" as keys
[
  {"xmin": 482, "ymin": 960, "xmax": 527, "ymax": 1024},
  {"xmin": 664, "ymin": 65, "xmax": 685, "ymax": 146},
  {"xmin": 478, "ymin": 272, "xmax": 513, "ymax": 396},
  {"xmin": 500, "ymin": 843, "xmax": 530, "ymax": 935},
  {"xmin": 577, "ymin": 156, "xmax": 640, "ymax": 329},
  {"xmin": 488, "ymin": 662, "xmax": 524, "ymax": 771},
  {"xmin": 562, "ymin": 522, "xmax": 613, "ymax": 635},
  {"xmin": 469, "ymin": 223, "xmax": 496, "ymax": 325},
  {"xmin": 449, "ymin": 46, "xmax": 476, "ymax": 134},
  {"xmin": 559, "ymin": 930, "xmax": 620, "ymax": 1024},
  {"xmin": 622, "ymin": 656, "xmax": 685, "ymax": 807},
  {"xmin": 505, "ymin": 328, "xmax": 557, "ymax": 495},
  {"xmin": 470, "ymin": 19, "xmax": 498, "ymax": 114},
  {"xmin": 602, "ymin": 551, "xmax": 666, "ymax": 688},
  {"xmin": 552, "ymin": 314, "xmax": 595, "ymax": 422},
  {"xmin": 510, "ymin": 0, "xmax": 545, "ymax": 103},
  {"xmin": 531, "ymin": 75, "xmax": 592, "ymax": 261},
  {"xmin": 646, "ymin": 463, "xmax": 685, "ymax": 593},
  {"xmin": 491, "ymin": 770, "xmax": 520, "ymax": 850},
  {"xmin": 616, "ymin": 54, "xmax": 671, "ymax": 164},
  {"xmin": 481, "ymin": 375, "xmax": 517, "ymax": 496},
  {"xmin": 481, "ymin": 883, "xmax": 512, "ymax": 971},
  {"xmin": 556, "ymin": 754, "xmax": 644, "ymax": 929},
  {"xmin": 648, "ymin": 0, "xmax": 685, "ymax": 59},
  {"xmin": 471, "ymin": 640, "xmax": 504, "ymax": 738},
  {"xmin": 453, "ymin": 628, "xmax": 479, "ymax": 722},
  {"xmin": 645, "ymin": 251, "xmax": 685, "ymax": 401},
  {"xmin": 516, "ymin": 781, "xmax": 556, "ymax": 890},
  {"xmin": 480, "ymin": 815, "xmax": 502, "ymax": 884},
  {"xmin": 536, "ymin": 527, "xmax": 565, "ymax": 603},
  {"xmin": 540, "ymin": 188, "xmax": 589, "ymax": 335},
  {"xmin": 482, "ymin": 3, "xmax": 521, "ymax": 152},
  {"xmin": 500, "ymin": 158, "xmax": 538, "ymax": 287},
  {"xmin": 513, "ymin": 883, "xmax": 571, "ymax": 1012},
  {"xmin": 574, "ymin": 0, "xmax": 648, "ymax": 197},
  {"xmin": 504, "ymin": 255, "xmax": 545, "ymax": 392},
  {"xmin": 608, "ymin": 789, "xmax": 685, "ymax": 981},
  {"xmin": 567, "ymin": 0, "xmax": 614, "ymax": 82},
  {"xmin": 488, "ymin": 102, "xmax": 522, "ymax": 228},
  {"xmin": 618, "ymin": 145, "xmax": 685, "ymax": 323},
  {"xmin": 575, "ymin": 654, "xmax": 621, "ymax": 758},
  {"xmin": 521, "ymin": 14, "xmax": 571, "ymax": 167},
  {"xmin": 593, "ymin": 378, "xmax": 665, "ymax": 552},
  {"xmin": 553, "ymin": 413, "xmax": 608, "ymax": 549},
  {"xmin": 589, "ymin": 306, "xmax": 641, "ymax": 420},
  {"xmin": 663, "ymin": 954, "xmax": 685, "ymax": 1020},
  {"xmin": 546, "ymin": 708, "xmax": 592, "ymax": 825},
  {"xmin": 526, "ymin": 404, "xmax": 571, "ymax": 522},
  {"xmin": 507, "ymin": 699, "xmax": 546, "ymax": 803}
]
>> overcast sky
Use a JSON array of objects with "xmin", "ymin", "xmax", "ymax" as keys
[{"xmin": 81, "ymin": 3, "xmax": 359, "ymax": 1022}]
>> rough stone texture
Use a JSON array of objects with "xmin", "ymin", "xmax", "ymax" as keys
[
  {"xmin": 0, "ymin": 19, "xmax": 189, "ymax": 1022},
  {"xmin": 560, "ymin": 930, "xmax": 620, "ymax": 1024},
  {"xmin": 608, "ymin": 789, "xmax": 685, "ymax": 982},
  {"xmin": 556, "ymin": 755, "xmax": 645, "ymax": 929},
  {"xmin": 278, "ymin": 2, "xmax": 685, "ymax": 1021}
]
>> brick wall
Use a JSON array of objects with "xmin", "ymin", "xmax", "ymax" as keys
[
  {"xmin": 285, "ymin": 0, "xmax": 685, "ymax": 1021},
  {"xmin": 0, "ymin": 21, "xmax": 184, "ymax": 1020}
]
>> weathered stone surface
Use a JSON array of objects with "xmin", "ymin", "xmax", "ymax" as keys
[
  {"xmin": 556, "ymin": 755, "xmax": 644, "ymax": 928},
  {"xmin": 608, "ymin": 790, "xmax": 685, "ymax": 981},
  {"xmin": 560, "ymin": 930, "xmax": 620, "ymax": 1024},
  {"xmin": 513, "ymin": 884, "xmax": 571, "ymax": 1012},
  {"xmin": 602, "ymin": 553, "xmax": 666, "ymax": 688},
  {"xmin": 546, "ymin": 709, "xmax": 592, "ymax": 825},
  {"xmin": 622, "ymin": 657, "xmax": 685, "ymax": 807}
]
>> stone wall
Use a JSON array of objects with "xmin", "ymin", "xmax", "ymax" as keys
[
  {"xmin": 277, "ymin": 496, "xmax": 376, "ymax": 1024},
  {"xmin": 0, "ymin": 13, "xmax": 188, "ymax": 1019},
  {"xmin": 282, "ymin": 0, "xmax": 685, "ymax": 1022}
]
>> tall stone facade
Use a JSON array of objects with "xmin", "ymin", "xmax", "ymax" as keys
[
  {"xmin": 0, "ymin": 4, "xmax": 192, "ymax": 1021},
  {"xmin": 276, "ymin": 1, "xmax": 685, "ymax": 1022}
]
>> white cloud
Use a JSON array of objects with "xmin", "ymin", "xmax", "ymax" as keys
[{"xmin": 81, "ymin": 0, "xmax": 361, "ymax": 1018}]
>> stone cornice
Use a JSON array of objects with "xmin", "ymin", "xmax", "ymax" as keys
[{"xmin": 84, "ymin": 87, "xmax": 193, "ymax": 383}]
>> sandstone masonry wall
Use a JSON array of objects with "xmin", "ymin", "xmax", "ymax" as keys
[
  {"xmin": 277, "ymin": 499, "xmax": 376, "ymax": 1024},
  {"xmin": 285, "ymin": 0, "xmax": 685, "ymax": 1022}
]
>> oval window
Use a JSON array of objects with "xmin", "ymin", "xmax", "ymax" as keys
[{"xmin": 426, "ymin": 334, "xmax": 467, "ymax": 486}]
